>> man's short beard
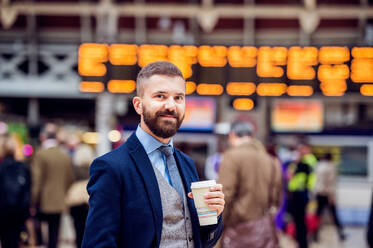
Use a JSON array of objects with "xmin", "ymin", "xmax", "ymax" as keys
[{"xmin": 143, "ymin": 107, "xmax": 184, "ymax": 138}]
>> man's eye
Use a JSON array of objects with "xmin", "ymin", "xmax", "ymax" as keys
[
  {"xmin": 175, "ymin": 96, "xmax": 184, "ymax": 101},
  {"xmin": 156, "ymin": 95, "xmax": 165, "ymax": 99}
]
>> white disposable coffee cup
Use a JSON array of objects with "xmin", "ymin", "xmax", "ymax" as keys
[{"xmin": 191, "ymin": 180, "xmax": 218, "ymax": 226}]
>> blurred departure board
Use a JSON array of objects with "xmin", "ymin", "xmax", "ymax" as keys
[{"xmin": 78, "ymin": 44, "xmax": 373, "ymax": 97}]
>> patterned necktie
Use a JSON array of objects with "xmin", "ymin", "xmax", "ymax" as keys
[{"xmin": 159, "ymin": 145, "xmax": 185, "ymax": 206}]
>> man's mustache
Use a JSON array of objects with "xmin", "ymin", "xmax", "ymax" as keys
[{"xmin": 156, "ymin": 110, "xmax": 178, "ymax": 118}]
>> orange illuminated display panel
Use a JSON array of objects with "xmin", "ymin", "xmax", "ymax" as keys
[
  {"xmin": 109, "ymin": 44, "xmax": 138, "ymax": 66},
  {"xmin": 271, "ymin": 99, "xmax": 324, "ymax": 132},
  {"xmin": 351, "ymin": 47, "xmax": 373, "ymax": 83},
  {"xmin": 318, "ymin": 64, "xmax": 349, "ymax": 96},
  {"xmin": 232, "ymin": 98, "xmax": 254, "ymax": 111},
  {"xmin": 257, "ymin": 83, "xmax": 287, "ymax": 96},
  {"xmin": 186, "ymin": 81, "xmax": 197, "ymax": 95},
  {"xmin": 78, "ymin": 43, "xmax": 108, "ymax": 77},
  {"xmin": 228, "ymin": 46, "xmax": 257, "ymax": 67},
  {"xmin": 107, "ymin": 80, "xmax": 136, "ymax": 93},
  {"xmin": 257, "ymin": 47, "xmax": 287, "ymax": 78},
  {"xmin": 198, "ymin": 46, "xmax": 227, "ymax": 67},
  {"xmin": 319, "ymin": 47, "xmax": 349, "ymax": 65},
  {"xmin": 318, "ymin": 47, "xmax": 350, "ymax": 96},
  {"xmin": 226, "ymin": 82, "xmax": 256, "ymax": 96},
  {"xmin": 287, "ymin": 47, "xmax": 317, "ymax": 80},
  {"xmin": 138, "ymin": 45, "xmax": 168, "ymax": 68},
  {"xmin": 77, "ymin": 43, "xmax": 372, "ymax": 97},
  {"xmin": 287, "ymin": 85, "xmax": 314, "ymax": 97},
  {"xmin": 168, "ymin": 45, "xmax": 198, "ymax": 79},
  {"xmin": 79, "ymin": 81, "xmax": 105, "ymax": 93},
  {"xmin": 196, "ymin": 84, "xmax": 224, "ymax": 95},
  {"xmin": 360, "ymin": 84, "xmax": 373, "ymax": 96}
]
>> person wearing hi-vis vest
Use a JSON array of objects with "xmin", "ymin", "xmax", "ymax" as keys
[{"xmin": 286, "ymin": 141, "xmax": 316, "ymax": 248}]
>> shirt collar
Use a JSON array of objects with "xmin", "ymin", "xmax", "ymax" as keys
[
  {"xmin": 42, "ymin": 139, "xmax": 58, "ymax": 149},
  {"xmin": 135, "ymin": 125, "xmax": 173, "ymax": 155}
]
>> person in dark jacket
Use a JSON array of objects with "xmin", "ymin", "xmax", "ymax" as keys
[{"xmin": 0, "ymin": 134, "xmax": 31, "ymax": 248}]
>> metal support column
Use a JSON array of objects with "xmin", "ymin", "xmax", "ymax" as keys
[
  {"xmin": 135, "ymin": 0, "xmax": 146, "ymax": 44},
  {"xmin": 96, "ymin": 92, "xmax": 113, "ymax": 155},
  {"xmin": 243, "ymin": 0, "xmax": 255, "ymax": 45},
  {"xmin": 27, "ymin": 98, "xmax": 39, "ymax": 125},
  {"xmin": 80, "ymin": 0, "xmax": 93, "ymax": 43},
  {"xmin": 359, "ymin": 0, "xmax": 368, "ymax": 44},
  {"xmin": 95, "ymin": 0, "xmax": 117, "ymax": 155}
]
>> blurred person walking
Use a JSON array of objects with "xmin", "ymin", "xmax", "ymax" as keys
[
  {"xmin": 66, "ymin": 144, "xmax": 95, "ymax": 248},
  {"xmin": 218, "ymin": 121, "xmax": 283, "ymax": 248},
  {"xmin": 286, "ymin": 142, "xmax": 316, "ymax": 248},
  {"xmin": 314, "ymin": 153, "xmax": 345, "ymax": 241},
  {"xmin": 0, "ymin": 134, "xmax": 31, "ymax": 248},
  {"xmin": 31, "ymin": 123, "xmax": 74, "ymax": 248}
]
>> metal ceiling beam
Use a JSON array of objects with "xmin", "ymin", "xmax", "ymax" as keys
[{"xmin": 2, "ymin": 2, "xmax": 373, "ymax": 19}]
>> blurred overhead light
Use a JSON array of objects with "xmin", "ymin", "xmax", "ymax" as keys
[
  {"xmin": 197, "ymin": 11, "xmax": 218, "ymax": 33},
  {"xmin": 108, "ymin": 130, "xmax": 121, "ymax": 143},
  {"xmin": 82, "ymin": 132, "xmax": 100, "ymax": 144},
  {"xmin": 0, "ymin": 6, "xmax": 18, "ymax": 29}
]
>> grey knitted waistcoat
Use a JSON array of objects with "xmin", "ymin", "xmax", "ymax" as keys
[{"xmin": 152, "ymin": 165, "xmax": 195, "ymax": 248}]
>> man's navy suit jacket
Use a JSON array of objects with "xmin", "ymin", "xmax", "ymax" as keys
[{"xmin": 82, "ymin": 133, "xmax": 223, "ymax": 247}]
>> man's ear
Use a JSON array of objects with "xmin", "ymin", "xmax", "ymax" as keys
[{"xmin": 133, "ymin": 96, "xmax": 143, "ymax": 115}]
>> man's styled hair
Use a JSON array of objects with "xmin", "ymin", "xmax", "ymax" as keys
[
  {"xmin": 230, "ymin": 121, "xmax": 253, "ymax": 137},
  {"xmin": 136, "ymin": 61, "xmax": 184, "ymax": 96}
]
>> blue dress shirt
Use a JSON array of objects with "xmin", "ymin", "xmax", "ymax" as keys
[{"xmin": 135, "ymin": 126, "xmax": 172, "ymax": 184}]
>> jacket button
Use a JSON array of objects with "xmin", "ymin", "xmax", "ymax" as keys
[{"xmin": 188, "ymin": 236, "xmax": 193, "ymax": 242}]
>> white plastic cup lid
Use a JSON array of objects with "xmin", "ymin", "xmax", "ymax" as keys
[{"xmin": 191, "ymin": 180, "xmax": 216, "ymax": 189}]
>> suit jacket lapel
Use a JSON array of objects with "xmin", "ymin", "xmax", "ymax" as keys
[
  {"xmin": 126, "ymin": 133, "xmax": 163, "ymax": 247},
  {"xmin": 174, "ymin": 149, "xmax": 202, "ymax": 245},
  {"xmin": 174, "ymin": 150, "xmax": 193, "ymax": 192}
]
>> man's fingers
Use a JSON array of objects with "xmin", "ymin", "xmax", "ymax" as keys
[
  {"xmin": 205, "ymin": 197, "xmax": 225, "ymax": 205},
  {"xmin": 187, "ymin": 192, "xmax": 193, "ymax": 198},
  {"xmin": 204, "ymin": 191, "xmax": 224, "ymax": 199},
  {"xmin": 209, "ymin": 183, "xmax": 223, "ymax": 192}
]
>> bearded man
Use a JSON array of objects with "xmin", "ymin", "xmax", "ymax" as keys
[{"xmin": 82, "ymin": 61, "xmax": 224, "ymax": 248}]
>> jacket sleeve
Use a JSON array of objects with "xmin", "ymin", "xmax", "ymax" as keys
[
  {"xmin": 272, "ymin": 159, "xmax": 283, "ymax": 209},
  {"xmin": 65, "ymin": 157, "xmax": 75, "ymax": 193},
  {"xmin": 218, "ymin": 151, "xmax": 239, "ymax": 226},
  {"xmin": 31, "ymin": 151, "xmax": 44, "ymax": 207},
  {"xmin": 200, "ymin": 214, "xmax": 223, "ymax": 248},
  {"xmin": 82, "ymin": 158, "xmax": 122, "ymax": 248}
]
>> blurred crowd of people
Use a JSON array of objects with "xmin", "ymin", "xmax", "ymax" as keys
[
  {"xmin": 0, "ymin": 120, "xmax": 373, "ymax": 248},
  {"xmin": 0, "ymin": 123, "xmax": 95, "ymax": 248},
  {"xmin": 205, "ymin": 121, "xmax": 373, "ymax": 248}
]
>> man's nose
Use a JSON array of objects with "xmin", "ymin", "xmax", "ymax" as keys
[{"xmin": 164, "ymin": 97, "xmax": 176, "ymax": 110}]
